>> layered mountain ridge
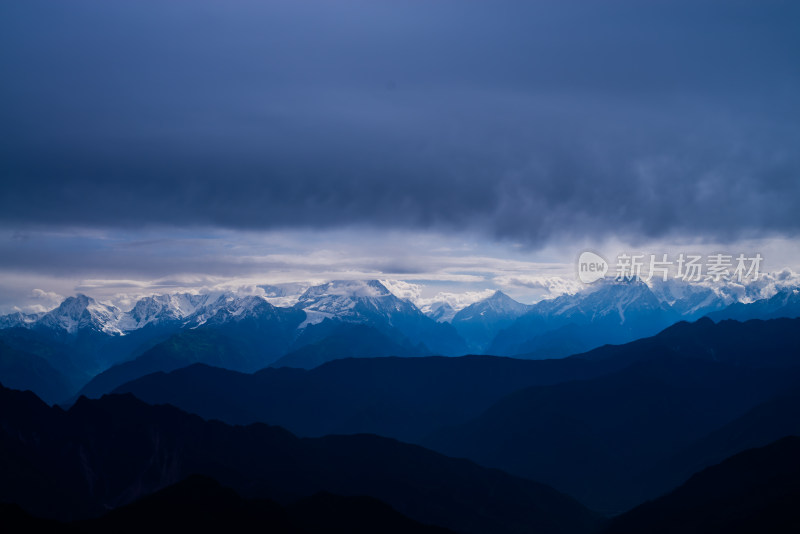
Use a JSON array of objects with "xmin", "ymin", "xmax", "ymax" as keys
[{"xmin": 3, "ymin": 278, "xmax": 800, "ymax": 404}]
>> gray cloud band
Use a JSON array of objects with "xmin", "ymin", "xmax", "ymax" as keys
[{"xmin": 1, "ymin": 0, "xmax": 798, "ymax": 247}]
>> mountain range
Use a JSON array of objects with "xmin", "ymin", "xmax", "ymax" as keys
[
  {"xmin": 113, "ymin": 317, "xmax": 800, "ymax": 515},
  {"xmin": 0, "ymin": 383, "xmax": 599, "ymax": 534},
  {"xmin": 3, "ymin": 294, "xmax": 800, "ymax": 530},
  {"xmin": 2, "ymin": 278, "xmax": 799, "ymax": 404}
]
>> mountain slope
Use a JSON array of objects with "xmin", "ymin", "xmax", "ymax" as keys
[
  {"xmin": 87, "ymin": 475, "xmax": 453, "ymax": 534},
  {"xmin": 113, "ymin": 355, "xmax": 614, "ymax": 442},
  {"xmin": 422, "ymin": 357, "xmax": 800, "ymax": 514},
  {"xmin": 452, "ymin": 291, "xmax": 529, "ymax": 352},
  {"xmin": 0, "ymin": 384, "xmax": 600, "ymax": 534},
  {"xmin": 114, "ymin": 317, "xmax": 800, "ymax": 448},
  {"xmin": 708, "ymin": 287, "xmax": 800, "ymax": 322},
  {"xmin": 76, "ymin": 329, "xmax": 253, "ymax": 399},
  {"xmin": 644, "ymin": 389, "xmax": 800, "ymax": 498},
  {"xmin": 3, "ymin": 474, "xmax": 454, "ymax": 533},
  {"xmin": 489, "ymin": 278, "xmax": 679, "ymax": 358},
  {"xmin": 272, "ymin": 322, "xmax": 423, "ymax": 369},
  {"xmin": 423, "ymin": 318, "xmax": 800, "ymax": 513},
  {"xmin": 0, "ymin": 340, "xmax": 71, "ymax": 404},
  {"xmin": 604, "ymin": 436, "xmax": 800, "ymax": 534},
  {"xmin": 294, "ymin": 280, "xmax": 467, "ymax": 356}
]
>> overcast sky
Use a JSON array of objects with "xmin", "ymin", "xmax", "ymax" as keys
[{"xmin": 1, "ymin": 0, "xmax": 799, "ymax": 312}]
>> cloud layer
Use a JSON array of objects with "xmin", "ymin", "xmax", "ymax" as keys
[{"xmin": 1, "ymin": 0, "xmax": 798, "ymax": 247}]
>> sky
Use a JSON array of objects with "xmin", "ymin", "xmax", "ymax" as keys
[{"xmin": 1, "ymin": 0, "xmax": 799, "ymax": 313}]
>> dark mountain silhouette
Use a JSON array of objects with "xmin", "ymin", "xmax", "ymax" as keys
[
  {"xmin": 603, "ymin": 436, "xmax": 800, "ymax": 534},
  {"xmin": 643, "ymin": 389, "xmax": 800, "ymax": 497},
  {"xmin": 573, "ymin": 316, "xmax": 800, "ymax": 369},
  {"xmin": 422, "ymin": 318, "xmax": 800, "ymax": 513},
  {"xmin": 2, "ymin": 475, "xmax": 454, "ymax": 533},
  {"xmin": 113, "ymin": 318, "xmax": 800, "ymax": 447},
  {"xmin": 0, "ymin": 383, "xmax": 600, "ymax": 534},
  {"xmin": 113, "ymin": 355, "xmax": 615, "ymax": 442},
  {"xmin": 423, "ymin": 357, "xmax": 800, "ymax": 514}
]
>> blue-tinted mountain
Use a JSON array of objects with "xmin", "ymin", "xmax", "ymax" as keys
[
  {"xmin": 644, "ymin": 389, "xmax": 800, "ymax": 498},
  {"xmin": 0, "ymin": 340, "xmax": 71, "ymax": 403},
  {"xmin": 114, "ymin": 317, "xmax": 800, "ymax": 448},
  {"xmin": 6, "ymin": 282, "xmax": 465, "ymax": 403},
  {"xmin": 604, "ymin": 436, "xmax": 800, "ymax": 534},
  {"xmin": 78, "ymin": 301, "xmax": 305, "ymax": 399},
  {"xmin": 488, "ymin": 278, "xmax": 679, "ymax": 358},
  {"xmin": 0, "ymin": 310, "xmax": 43, "ymax": 329},
  {"xmin": 271, "ymin": 322, "xmax": 424, "ymax": 369},
  {"xmin": 708, "ymin": 287, "xmax": 800, "ymax": 322},
  {"xmin": 647, "ymin": 278, "xmax": 734, "ymax": 320},
  {"xmin": 423, "ymin": 318, "xmax": 800, "ymax": 514},
  {"xmin": 0, "ymin": 384, "xmax": 600, "ymax": 534},
  {"xmin": 113, "ymin": 355, "xmax": 616, "ymax": 442},
  {"xmin": 293, "ymin": 280, "xmax": 467, "ymax": 356},
  {"xmin": 0, "ymin": 294, "xmax": 204, "ymax": 398},
  {"xmin": 74, "ymin": 284, "xmax": 463, "ymax": 400},
  {"xmin": 76, "ymin": 329, "xmax": 253, "ymax": 399},
  {"xmin": 424, "ymin": 301, "xmax": 457, "ymax": 323},
  {"xmin": 452, "ymin": 291, "xmax": 530, "ymax": 352}
]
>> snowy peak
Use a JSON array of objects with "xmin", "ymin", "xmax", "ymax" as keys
[
  {"xmin": 298, "ymin": 280, "xmax": 392, "ymax": 302},
  {"xmin": 298, "ymin": 280, "xmax": 403, "ymax": 312},
  {"xmin": 425, "ymin": 302, "xmax": 457, "ymax": 323},
  {"xmin": 295, "ymin": 280, "xmax": 421, "ymax": 327},
  {"xmin": 453, "ymin": 291, "xmax": 529, "ymax": 323},
  {"xmin": 184, "ymin": 293, "xmax": 278, "ymax": 327},
  {"xmin": 708, "ymin": 286, "xmax": 800, "ymax": 322},
  {"xmin": 118, "ymin": 293, "xmax": 212, "ymax": 330},
  {"xmin": 0, "ymin": 311, "xmax": 44, "ymax": 329},
  {"xmin": 527, "ymin": 278, "xmax": 670, "ymax": 325},
  {"xmin": 4, "ymin": 278, "xmax": 799, "ymax": 341},
  {"xmin": 485, "ymin": 291, "xmax": 530, "ymax": 313},
  {"xmin": 38, "ymin": 294, "xmax": 123, "ymax": 335}
]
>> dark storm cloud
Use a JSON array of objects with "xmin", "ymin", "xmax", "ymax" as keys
[{"xmin": 1, "ymin": 0, "xmax": 799, "ymax": 246}]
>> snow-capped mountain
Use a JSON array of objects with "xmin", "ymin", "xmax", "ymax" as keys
[
  {"xmin": 294, "ymin": 280, "xmax": 421, "ymax": 327},
  {"xmin": 488, "ymin": 278, "xmax": 679, "ymax": 357},
  {"xmin": 452, "ymin": 291, "xmax": 530, "ymax": 352},
  {"xmin": 2, "ymin": 277, "xmax": 799, "ymax": 354},
  {"xmin": 0, "ymin": 311, "xmax": 44, "ymax": 329},
  {"xmin": 708, "ymin": 287, "xmax": 800, "ymax": 322},
  {"xmin": 0, "ymin": 291, "xmax": 286, "ymax": 336},
  {"xmin": 259, "ymin": 282, "xmax": 310, "ymax": 307},
  {"xmin": 4, "ymin": 277, "xmax": 800, "ymax": 404},
  {"xmin": 453, "ymin": 291, "xmax": 530, "ymax": 322},
  {"xmin": 424, "ymin": 302, "xmax": 457, "ymax": 323},
  {"xmin": 648, "ymin": 278, "xmax": 737, "ymax": 319},
  {"xmin": 117, "ymin": 293, "xmax": 212, "ymax": 330},
  {"xmin": 293, "ymin": 280, "xmax": 467, "ymax": 356},
  {"xmin": 35, "ymin": 294, "xmax": 124, "ymax": 335},
  {"xmin": 187, "ymin": 293, "xmax": 303, "ymax": 328}
]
